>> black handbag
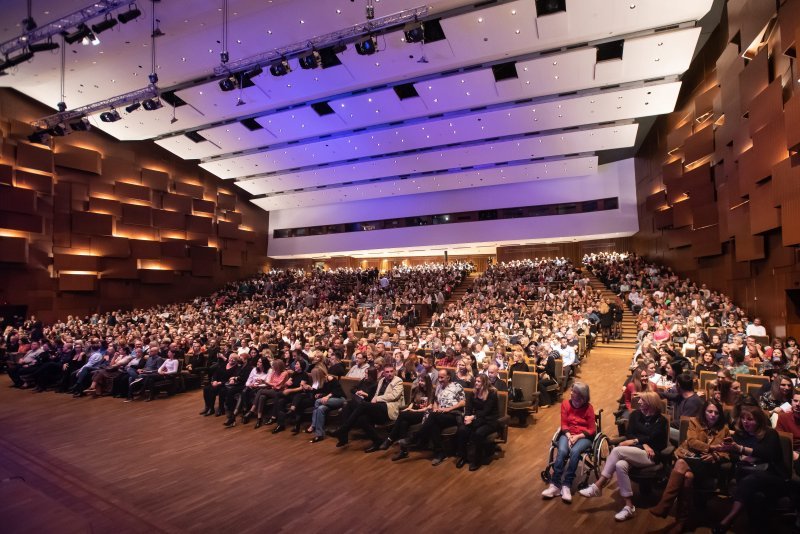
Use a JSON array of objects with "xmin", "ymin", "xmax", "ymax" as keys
[{"xmin": 510, "ymin": 387, "xmax": 524, "ymax": 402}]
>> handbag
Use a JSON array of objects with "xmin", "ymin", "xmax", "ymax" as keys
[{"xmin": 510, "ymin": 387, "xmax": 524, "ymax": 402}]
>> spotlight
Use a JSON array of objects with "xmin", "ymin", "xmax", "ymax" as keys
[
  {"xmin": 22, "ymin": 17, "xmax": 37, "ymax": 32},
  {"xmin": 27, "ymin": 131, "xmax": 48, "ymax": 145},
  {"xmin": 269, "ymin": 59, "xmax": 290, "ymax": 77},
  {"xmin": 100, "ymin": 110, "xmax": 121, "ymax": 122},
  {"xmin": 29, "ymin": 39, "xmax": 59, "ymax": 53},
  {"xmin": 57, "ymin": 101, "xmax": 67, "ymax": 112},
  {"xmin": 92, "ymin": 16, "xmax": 118, "ymax": 35},
  {"xmin": 47, "ymin": 124, "xmax": 67, "ymax": 137},
  {"xmin": 70, "ymin": 118, "xmax": 91, "ymax": 131},
  {"xmin": 219, "ymin": 76, "xmax": 236, "ymax": 91},
  {"xmin": 142, "ymin": 98, "xmax": 163, "ymax": 111},
  {"xmin": 404, "ymin": 23, "xmax": 424, "ymax": 43},
  {"xmin": 118, "ymin": 4, "xmax": 142, "ymax": 24},
  {"xmin": 125, "ymin": 102, "xmax": 141, "ymax": 113},
  {"xmin": 63, "ymin": 24, "xmax": 91, "ymax": 45},
  {"xmin": 0, "ymin": 50, "xmax": 34, "ymax": 70},
  {"xmin": 148, "ymin": 72, "xmax": 158, "ymax": 85},
  {"xmin": 355, "ymin": 35, "xmax": 378, "ymax": 55},
  {"xmin": 298, "ymin": 51, "xmax": 321, "ymax": 70},
  {"xmin": 240, "ymin": 66, "xmax": 262, "ymax": 88},
  {"xmin": 82, "ymin": 31, "xmax": 100, "ymax": 46},
  {"xmin": 220, "ymin": 51, "xmax": 229, "ymax": 64}
]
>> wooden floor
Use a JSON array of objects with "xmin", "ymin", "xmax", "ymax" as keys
[{"xmin": 0, "ymin": 303, "xmax": 751, "ymax": 533}]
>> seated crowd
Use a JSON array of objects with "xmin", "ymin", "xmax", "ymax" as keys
[{"xmin": 542, "ymin": 252, "xmax": 800, "ymax": 532}]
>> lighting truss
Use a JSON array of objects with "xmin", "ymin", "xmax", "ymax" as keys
[
  {"xmin": 33, "ymin": 85, "xmax": 158, "ymax": 130},
  {"xmin": 1, "ymin": 0, "xmax": 130, "ymax": 57},
  {"xmin": 213, "ymin": 5, "xmax": 428, "ymax": 77}
]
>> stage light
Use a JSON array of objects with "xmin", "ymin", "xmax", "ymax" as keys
[
  {"xmin": 82, "ymin": 31, "xmax": 100, "ymax": 46},
  {"xmin": 22, "ymin": 17, "xmax": 37, "ymax": 32},
  {"xmin": 125, "ymin": 102, "xmax": 141, "ymax": 113},
  {"xmin": 404, "ymin": 23, "xmax": 424, "ymax": 43},
  {"xmin": 219, "ymin": 76, "xmax": 236, "ymax": 91},
  {"xmin": 47, "ymin": 124, "xmax": 67, "ymax": 136},
  {"xmin": 269, "ymin": 59, "xmax": 290, "ymax": 77},
  {"xmin": 92, "ymin": 16, "xmax": 118, "ymax": 35},
  {"xmin": 240, "ymin": 66, "xmax": 262, "ymax": 87},
  {"xmin": 118, "ymin": 4, "xmax": 142, "ymax": 24},
  {"xmin": 28, "ymin": 131, "xmax": 48, "ymax": 144},
  {"xmin": 298, "ymin": 51, "xmax": 321, "ymax": 70},
  {"xmin": 0, "ymin": 50, "xmax": 34, "ymax": 70},
  {"xmin": 70, "ymin": 118, "xmax": 91, "ymax": 131},
  {"xmin": 142, "ymin": 98, "xmax": 163, "ymax": 111},
  {"xmin": 63, "ymin": 24, "xmax": 91, "ymax": 45},
  {"xmin": 100, "ymin": 110, "xmax": 121, "ymax": 122},
  {"xmin": 57, "ymin": 101, "xmax": 67, "ymax": 112},
  {"xmin": 29, "ymin": 40, "xmax": 59, "ymax": 53},
  {"xmin": 355, "ymin": 35, "xmax": 378, "ymax": 55}
]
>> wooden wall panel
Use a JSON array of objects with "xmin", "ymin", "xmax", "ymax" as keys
[
  {"xmin": 0, "ymin": 236, "xmax": 28, "ymax": 263},
  {"xmin": 0, "ymin": 163, "xmax": 13, "ymax": 185},
  {"xmin": 672, "ymin": 200, "xmax": 693, "ymax": 228},
  {"xmin": 72, "ymin": 212, "xmax": 113, "ymax": 236},
  {"xmin": 749, "ymin": 80, "xmax": 783, "ymax": 136},
  {"xmin": 59, "ymin": 273, "xmax": 97, "ymax": 292},
  {"xmin": 54, "ymin": 145, "xmax": 102, "ymax": 174},
  {"xmin": 217, "ymin": 192, "xmax": 236, "ymax": 210},
  {"xmin": 53, "ymin": 254, "xmax": 98, "ymax": 272},
  {"xmin": 192, "ymin": 198, "xmax": 215, "ymax": 214},
  {"xmin": 115, "ymin": 181, "xmax": 151, "ymax": 202},
  {"xmin": 15, "ymin": 169, "xmax": 53, "ymax": 194},
  {"xmin": 683, "ymin": 124, "xmax": 714, "ymax": 165},
  {"xmin": 739, "ymin": 48, "xmax": 769, "ymax": 115},
  {"xmin": 89, "ymin": 197, "xmax": 122, "ymax": 217},
  {"xmin": 692, "ymin": 225, "xmax": 721, "ymax": 257},
  {"xmin": 121, "ymin": 204, "xmax": 152, "ymax": 226},
  {"xmin": 0, "ymin": 211, "xmax": 43, "ymax": 233},
  {"xmin": 153, "ymin": 209, "xmax": 185, "ymax": 230},
  {"xmin": 16, "ymin": 141, "xmax": 53, "ymax": 173},
  {"xmin": 645, "ymin": 190, "xmax": 668, "ymax": 212},
  {"xmin": 654, "ymin": 208, "xmax": 673, "ymax": 229},
  {"xmin": 141, "ymin": 168, "xmax": 170, "ymax": 191},
  {"xmin": 175, "ymin": 181, "xmax": 204, "ymax": 198},
  {"xmin": 221, "ymin": 250, "xmax": 244, "ymax": 267},
  {"xmin": 0, "ymin": 186, "xmax": 36, "ymax": 214},
  {"xmin": 750, "ymin": 180, "xmax": 780, "ymax": 234},
  {"xmin": 186, "ymin": 215, "xmax": 213, "ymax": 234},
  {"xmin": 103, "ymin": 156, "xmax": 139, "ymax": 183}
]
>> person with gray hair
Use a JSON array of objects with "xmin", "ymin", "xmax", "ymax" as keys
[{"xmin": 542, "ymin": 382, "xmax": 596, "ymax": 503}]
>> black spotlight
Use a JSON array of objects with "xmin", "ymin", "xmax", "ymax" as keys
[
  {"xmin": 70, "ymin": 118, "xmax": 91, "ymax": 131},
  {"xmin": 269, "ymin": 59, "xmax": 290, "ymax": 77},
  {"xmin": 142, "ymin": 98, "xmax": 163, "ymax": 111},
  {"xmin": 298, "ymin": 51, "xmax": 321, "ymax": 70},
  {"xmin": 125, "ymin": 102, "xmax": 141, "ymax": 113},
  {"xmin": 219, "ymin": 76, "xmax": 236, "ymax": 91},
  {"xmin": 100, "ymin": 110, "xmax": 121, "ymax": 122},
  {"xmin": 240, "ymin": 66, "xmax": 262, "ymax": 88},
  {"xmin": 22, "ymin": 17, "xmax": 37, "ymax": 32},
  {"xmin": 404, "ymin": 23, "xmax": 424, "ymax": 43},
  {"xmin": 355, "ymin": 35, "xmax": 378, "ymax": 55},
  {"xmin": 29, "ymin": 39, "xmax": 59, "ymax": 53},
  {"xmin": 118, "ymin": 4, "xmax": 142, "ymax": 24},
  {"xmin": 47, "ymin": 124, "xmax": 67, "ymax": 136},
  {"xmin": 63, "ymin": 24, "xmax": 91, "ymax": 45},
  {"xmin": 1, "ymin": 50, "xmax": 34, "ymax": 70},
  {"xmin": 148, "ymin": 72, "xmax": 158, "ymax": 85},
  {"xmin": 57, "ymin": 101, "xmax": 67, "ymax": 112},
  {"xmin": 27, "ymin": 130, "xmax": 48, "ymax": 145},
  {"xmin": 92, "ymin": 16, "xmax": 118, "ymax": 35}
]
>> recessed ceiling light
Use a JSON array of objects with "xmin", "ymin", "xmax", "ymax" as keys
[
  {"xmin": 478, "ymin": 17, "xmax": 484, "ymax": 23},
  {"xmin": 511, "ymin": 9, "xmax": 517, "ymax": 15},
  {"xmin": 515, "ymin": 30, "xmax": 520, "ymax": 34}
]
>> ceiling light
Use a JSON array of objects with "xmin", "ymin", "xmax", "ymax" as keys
[
  {"xmin": 62, "ymin": 24, "xmax": 91, "ymax": 45},
  {"xmin": 298, "ymin": 50, "xmax": 321, "ymax": 69},
  {"xmin": 82, "ymin": 31, "xmax": 100, "ymax": 46},
  {"xmin": 118, "ymin": 4, "xmax": 142, "ymax": 24},
  {"xmin": 219, "ymin": 76, "xmax": 236, "ymax": 91},
  {"xmin": 404, "ymin": 23, "xmax": 424, "ymax": 43},
  {"xmin": 29, "ymin": 39, "xmax": 59, "ymax": 53},
  {"xmin": 269, "ymin": 59, "xmax": 290, "ymax": 76},
  {"xmin": 69, "ymin": 117, "xmax": 91, "ymax": 131},
  {"xmin": 0, "ymin": 50, "xmax": 34, "ymax": 70},
  {"xmin": 57, "ymin": 101, "xmax": 67, "ymax": 112},
  {"xmin": 125, "ymin": 102, "xmax": 141, "ymax": 112},
  {"xmin": 47, "ymin": 124, "xmax": 67, "ymax": 137},
  {"xmin": 92, "ymin": 16, "xmax": 118, "ymax": 35},
  {"xmin": 142, "ymin": 98, "xmax": 162, "ymax": 111},
  {"xmin": 28, "ymin": 130, "xmax": 48, "ymax": 144},
  {"xmin": 22, "ymin": 16, "xmax": 37, "ymax": 32},
  {"xmin": 99, "ymin": 110, "xmax": 121, "ymax": 122},
  {"xmin": 355, "ymin": 36, "xmax": 378, "ymax": 55}
]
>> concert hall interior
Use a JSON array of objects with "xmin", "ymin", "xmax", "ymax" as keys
[{"xmin": 4, "ymin": 0, "xmax": 800, "ymax": 532}]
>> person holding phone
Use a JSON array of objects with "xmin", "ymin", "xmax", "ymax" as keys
[
  {"xmin": 710, "ymin": 399, "xmax": 788, "ymax": 533},
  {"xmin": 650, "ymin": 399, "xmax": 730, "ymax": 529}
]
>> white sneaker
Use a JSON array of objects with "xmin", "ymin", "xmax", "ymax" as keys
[
  {"xmin": 579, "ymin": 483, "xmax": 602, "ymax": 498},
  {"xmin": 541, "ymin": 484, "xmax": 560, "ymax": 499},
  {"xmin": 561, "ymin": 486, "xmax": 572, "ymax": 503},
  {"xmin": 614, "ymin": 505, "xmax": 635, "ymax": 521}
]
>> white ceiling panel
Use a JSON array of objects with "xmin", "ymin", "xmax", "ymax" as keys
[
  {"xmin": 250, "ymin": 155, "xmax": 598, "ymax": 211},
  {"xmin": 331, "ymin": 89, "xmax": 429, "ymax": 129},
  {"xmin": 197, "ymin": 122, "xmax": 278, "ymax": 154},
  {"xmin": 154, "ymin": 134, "xmax": 224, "ymax": 160},
  {"xmin": 200, "ymin": 82, "xmax": 677, "ymax": 179},
  {"xmin": 234, "ymin": 123, "xmax": 638, "ymax": 195},
  {"xmin": 256, "ymin": 106, "xmax": 347, "ymax": 141}
]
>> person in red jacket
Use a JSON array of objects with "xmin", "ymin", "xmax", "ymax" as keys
[{"xmin": 541, "ymin": 382, "xmax": 596, "ymax": 503}]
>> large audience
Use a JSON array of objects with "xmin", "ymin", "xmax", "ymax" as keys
[{"xmin": 6, "ymin": 250, "xmax": 800, "ymax": 529}]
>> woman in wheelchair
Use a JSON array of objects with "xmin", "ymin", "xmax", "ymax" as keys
[
  {"xmin": 650, "ymin": 399, "xmax": 730, "ymax": 527},
  {"xmin": 710, "ymin": 399, "xmax": 789, "ymax": 533},
  {"xmin": 541, "ymin": 382, "xmax": 595, "ymax": 503},
  {"xmin": 579, "ymin": 391, "xmax": 668, "ymax": 522}
]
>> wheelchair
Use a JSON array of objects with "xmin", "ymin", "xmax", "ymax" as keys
[{"xmin": 540, "ymin": 409, "xmax": 611, "ymax": 489}]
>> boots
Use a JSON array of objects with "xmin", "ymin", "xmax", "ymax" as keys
[
  {"xmin": 673, "ymin": 472, "xmax": 694, "ymax": 531},
  {"xmin": 650, "ymin": 468, "xmax": 685, "ymax": 518}
]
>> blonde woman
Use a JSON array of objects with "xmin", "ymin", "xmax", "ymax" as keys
[{"xmin": 580, "ymin": 391, "xmax": 668, "ymax": 522}]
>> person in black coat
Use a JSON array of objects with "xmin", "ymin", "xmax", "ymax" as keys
[
  {"xmin": 456, "ymin": 374, "xmax": 500, "ymax": 471},
  {"xmin": 200, "ymin": 355, "xmax": 240, "ymax": 416}
]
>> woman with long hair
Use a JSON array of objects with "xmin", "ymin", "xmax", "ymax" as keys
[
  {"xmin": 456, "ymin": 373, "xmax": 500, "ymax": 471},
  {"xmin": 380, "ymin": 373, "xmax": 434, "ymax": 453},
  {"xmin": 651, "ymin": 399, "xmax": 730, "ymax": 529},
  {"xmin": 711, "ymin": 400, "xmax": 788, "ymax": 532},
  {"xmin": 580, "ymin": 391, "xmax": 668, "ymax": 522}
]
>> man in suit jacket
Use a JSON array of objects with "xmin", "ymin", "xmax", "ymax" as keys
[{"xmin": 336, "ymin": 364, "xmax": 405, "ymax": 451}]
